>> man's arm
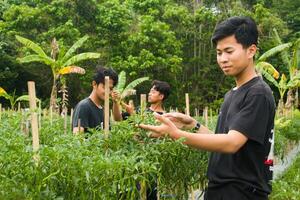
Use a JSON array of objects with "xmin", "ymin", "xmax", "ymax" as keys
[
  {"xmin": 164, "ymin": 112, "xmax": 214, "ymax": 134},
  {"xmin": 73, "ymin": 126, "xmax": 85, "ymax": 134},
  {"xmin": 111, "ymin": 91, "xmax": 123, "ymax": 121},
  {"xmin": 173, "ymin": 129, "xmax": 247, "ymax": 153},
  {"xmin": 139, "ymin": 113, "xmax": 247, "ymax": 153}
]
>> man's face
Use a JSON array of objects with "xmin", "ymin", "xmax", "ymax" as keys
[
  {"xmin": 148, "ymin": 86, "xmax": 164, "ymax": 103},
  {"xmin": 93, "ymin": 79, "xmax": 114, "ymax": 101},
  {"xmin": 216, "ymin": 35, "xmax": 256, "ymax": 77}
]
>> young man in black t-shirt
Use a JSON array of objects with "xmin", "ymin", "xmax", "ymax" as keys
[
  {"xmin": 139, "ymin": 17, "xmax": 276, "ymax": 200},
  {"xmin": 72, "ymin": 67, "xmax": 122, "ymax": 133}
]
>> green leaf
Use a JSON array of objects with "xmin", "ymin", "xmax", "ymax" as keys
[
  {"xmin": 122, "ymin": 77, "xmax": 149, "ymax": 98},
  {"xmin": 258, "ymin": 42, "xmax": 292, "ymax": 62},
  {"xmin": 116, "ymin": 71, "xmax": 126, "ymax": 92},
  {"xmin": 60, "ymin": 35, "xmax": 89, "ymax": 64},
  {"xmin": 17, "ymin": 55, "xmax": 55, "ymax": 66},
  {"xmin": 15, "ymin": 95, "xmax": 41, "ymax": 103},
  {"xmin": 62, "ymin": 53, "xmax": 101, "ymax": 67},
  {"xmin": 15, "ymin": 35, "xmax": 48, "ymax": 58}
]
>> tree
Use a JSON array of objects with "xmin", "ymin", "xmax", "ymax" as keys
[{"xmin": 16, "ymin": 35, "xmax": 100, "ymax": 109}]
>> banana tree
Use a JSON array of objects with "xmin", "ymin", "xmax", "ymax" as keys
[
  {"xmin": 272, "ymin": 29, "xmax": 300, "ymax": 109},
  {"xmin": 255, "ymin": 41, "xmax": 292, "ymax": 83},
  {"xmin": 115, "ymin": 71, "xmax": 149, "ymax": 105},
  {"xmin": 0, "ymin": 87, "xmax": 41, "ymax": 109},
  {"xmin": 16, "ymin": 35, "xmax": 100, "ymax": 110}
]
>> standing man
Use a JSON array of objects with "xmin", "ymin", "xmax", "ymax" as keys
[
  {"xmin": 72, "ymin": 67, "xmax": 122, "ymax": 133},
  {"xmin": 140, "ymin": 16, "xmax": 276, "ymax": 200}
]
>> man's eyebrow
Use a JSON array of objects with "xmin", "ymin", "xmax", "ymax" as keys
[{"xmin": 217, "ymin": 47, "xmax": 234, "ymax": 51}]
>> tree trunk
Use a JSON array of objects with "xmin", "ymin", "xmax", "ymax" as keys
[
  {"xmin": 285, "ymin": 89, "xmax": 294, "ymax": 111},
  {"xmin": 50, "ymin": 75, "xmax": 58, "ymax": 112}
]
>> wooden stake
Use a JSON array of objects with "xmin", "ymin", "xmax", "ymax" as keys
[
  {"xmin": 140, "ymin": 94, "xmax": 146, "ymax": 114},
  {"xmin": 204, "ymin": 106, "xmax": 208, "ymax": 127},
  {"xmin": 70, "ymin": 108, "xmax": 74, "ymax": 128},
  {"xmin": 185, "ymin": 93, "xmax": 190, "ymax": 116},
  {"xmin": 104, "ymin": 76, "xmax": 110, "ymax": 136},
  {"xmin": 0, "ymin": 103, "xmax": 2, "ymax": 121},
  {"xmin": 28, "ymin": 81, "xmax": 39, "ymax": 152}
]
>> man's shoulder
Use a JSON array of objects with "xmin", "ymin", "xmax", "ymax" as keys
[
  {"xmin": 75, "ymin": 98, "xmax": 92, "ymax": 109},
  {"xmin": 248, "ymin": 78, "xmax": 273, "ymax": 96}
]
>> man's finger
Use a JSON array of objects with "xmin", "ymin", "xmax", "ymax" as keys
[{"xmin": 154, "ymin": 113, "xmax": 174, "ymax": 127}]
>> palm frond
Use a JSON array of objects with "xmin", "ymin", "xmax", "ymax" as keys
[
  {"xmin": 273, "ymin": 28, "xmax": 291, "ymax": 67},
  {"xmin": 58, "ymin": 66, "xmax": 85, "ymax": 75},
  {"xmin": 258, "ymin": 42, "xmax": 292, "ymax": 62},
  {"xmin": 121, "ymin": 89, "xmax": 136, "ymax": 99},
  {"xmin": 122, "ymin": 77, "xmax": 149, "ymax": 93},
  {"xmin": 61, "ymin": 35, "xmax": 89, "ymax": 64},
  {"xmin": 15, "ymin": 95, "xmax": 41, "ymax": 103},
  {"xmin": 62, "ymin": 53, "xmax": 100, "ymax": 67},
  {"xmin": 256, "ymin": 61, "xmax": 279, "ymax": 79},
  {"xmin": 116, "ymin": 71, "xmax": 126, "ymax": 92},
  {"xmin": 17, "ymin": 55, "xmax": 55, "ymax": 66},
  {"xmin": 15, "ymin": 35, "xmax": 48, "ymax": 58}
]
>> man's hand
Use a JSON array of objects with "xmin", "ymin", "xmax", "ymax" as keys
[
  {"xmin": 121, "ymin": 102, "xmax": 135, "ymax": 114},
  {"xmin": 111, "ymin": 90, "xmax": 121, "ymax": 102},
  {"xmin": 139, "ymin": 113, "xmax": 179, "ymax": 138},
  {"xmin": 163, "ymin": 112, "xmax": 197, "ymax": 130}
]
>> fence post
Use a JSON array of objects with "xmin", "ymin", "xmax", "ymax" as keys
[
  {"xmin": 104, "ymin": 76, "xmax": 110, "ymax": 137},
  {"xmin": 28, "ymin": 81, "xmax": 39, "ymax": 152}
]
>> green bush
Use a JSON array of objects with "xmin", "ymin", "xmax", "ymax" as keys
[{"xmin": 0, "ymin": 110, "xmax": 208, "ymax": 199}]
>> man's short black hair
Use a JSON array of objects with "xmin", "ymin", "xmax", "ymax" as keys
[
  {"xmin": 93, "ymin": 66, "xmax": 118, "ymax": 86},
  {"xmin": 152, "ymin": 80, "xmax": 171, "ymax": 101},
  {"xmin": 211, "ymin": 16, "xmax": 258, "ymax": 48}
]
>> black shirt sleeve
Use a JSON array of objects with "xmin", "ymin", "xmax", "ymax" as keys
[
  {"xmin": 229, "ymin": 94, "xmax": 270, "ymax": 144},
  {"xmin": 72, "ymin": 103, "xmax": 90, "ymax": 129}
]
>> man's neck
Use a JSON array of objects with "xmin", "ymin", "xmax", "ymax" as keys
[
  {"xmin": 89, "ymin": 92, "xmax": 103, "ymax": 108},
  {"xmin": 149, "ymin": 102, "xmax": 164, "ymax": 113},
  {"xmin": 235, "ymin": 63, "xmax": 257, "ymax": 88}
]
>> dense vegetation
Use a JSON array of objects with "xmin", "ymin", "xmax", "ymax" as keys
[
  {"xmin": 1, "ymin": 0, "xmax": 299, "ymax": 110},
  {"xmin": 0, "ymin": 110, "xmax": 208, "ymax": 199}
]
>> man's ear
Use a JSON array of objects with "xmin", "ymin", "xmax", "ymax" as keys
[
  {"xmin": 247, "ymin": 44, "xmax": 257, "ymax": 59},
  {"xmin": 92, "ymin": 81, "xmax": 97, "ymax": 88},
  {"xmin": 159, "ymin": 94, "xmax": 164, "ymax": 101}
]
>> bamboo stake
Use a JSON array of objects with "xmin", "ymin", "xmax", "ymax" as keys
[
  {"xmin": 204, "ymin": 106, "xmax": 208, "ymax": 127},
  {"xmin": 0, "ymin": 103, "xmax": 2, "ymax": 121},
  {"xmin": 70, "ymin": 108, "xmax": 74, "ymax": 128},
  {"xmin": 104, "ymin": 76, "xmax": 110, "ymax": 137},
  {"xmin": 28, "ymin": 81, "xmax": 39, "ymax": 152},
  {"xmin": 185, "ymin": 93, "xmax": 190, "ymax": 116},
  {"xmin": 140, "ymin": 94, "xmax": 146, "ymax": 114}
]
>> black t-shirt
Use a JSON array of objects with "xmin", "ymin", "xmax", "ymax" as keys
[
  {"xmin": 72, "ymin": 98, "xmax": 104, "ymax": 131},
  {"xmin": 207, "ymin": 77, "xmax": 276, "ymax": 194}
]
